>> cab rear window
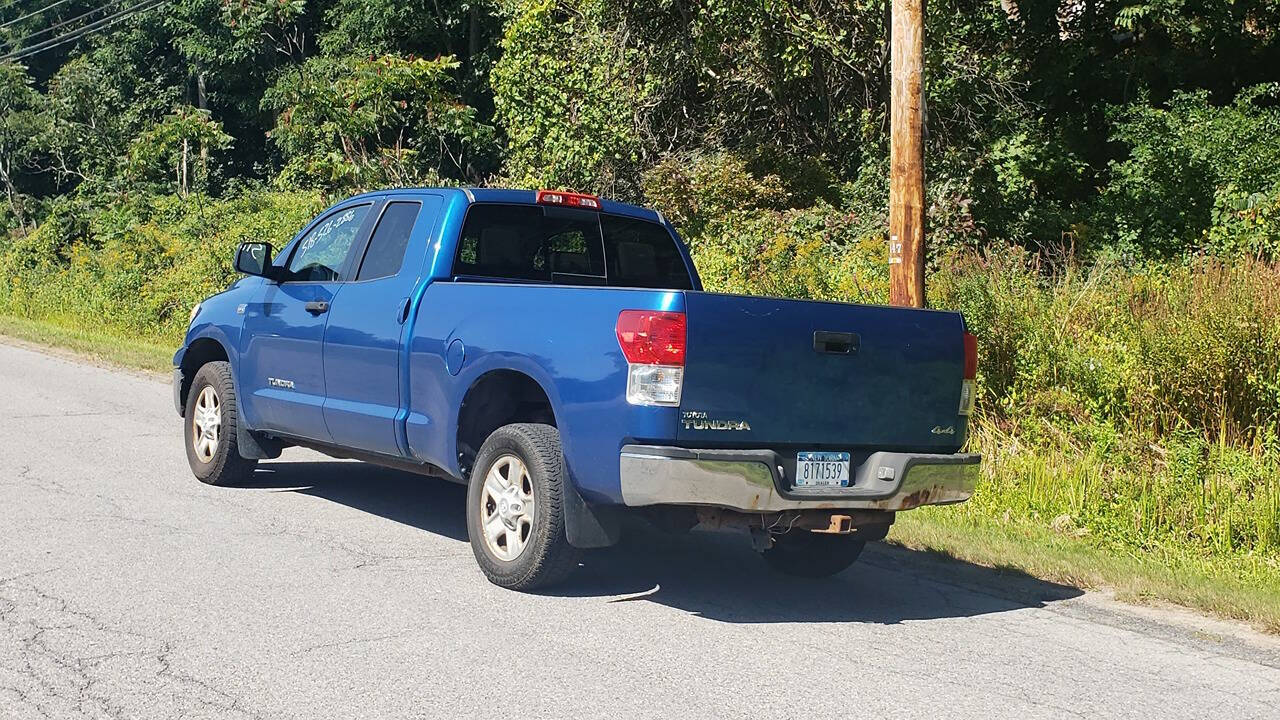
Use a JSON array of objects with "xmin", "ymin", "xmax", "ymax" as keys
[{"xmin": 455, "ymin": 204, "xmax": 692, "ymax": 290}]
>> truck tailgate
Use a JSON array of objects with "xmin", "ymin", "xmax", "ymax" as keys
[{"xmin": 678, "ymin": 292, "xmax": 968, "ymax": 452}]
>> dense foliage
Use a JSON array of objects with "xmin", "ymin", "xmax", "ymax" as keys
[{"xmin": 2, "ymin": 0, "xmax": 1279, "ymax": 258}]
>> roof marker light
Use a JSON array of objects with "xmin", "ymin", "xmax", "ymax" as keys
[{"xmin": 536, "ymin": 189, "xmax": 602, "ymax": 210}]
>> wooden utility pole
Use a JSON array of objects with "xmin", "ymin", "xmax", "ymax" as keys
[{"xmin": 888, "ymin": 0, "xmax": 926, "ymax": 307}]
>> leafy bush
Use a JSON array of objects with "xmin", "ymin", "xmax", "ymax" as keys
[
  {"xmin": 1206, "ymin": 183, "xmax": 1280, "ymax": 260},
  {"xmin": 1101, "ymin": 84, "xmax": 1280, "ymax": 259},
  {"xmin": 643, "ymin": 152, "xmax": 888, "ymax": 302},
  {"xmin": 0, "ymin": 190, "xmax": 325, "ymax": 339}
]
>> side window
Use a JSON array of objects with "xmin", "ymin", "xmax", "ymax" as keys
[
  {"xmin": 455, "ymin": 204, "xmax": 604, "ymax": 283},
  {"xmin": 283, "ymin": 204, "xmax": 372, "ymax": 282},
  {"xmin": 601, "ymin": 215, "xmax": 693, "ymax": 290},
  {"xmin": 356, "ymin": 202, "xmax": 421, "ymax": 281}
]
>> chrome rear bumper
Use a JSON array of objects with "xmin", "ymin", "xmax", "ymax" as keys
[{"xmin": 618, "ymin": 445, "xmax": 980, "ymax": 513}]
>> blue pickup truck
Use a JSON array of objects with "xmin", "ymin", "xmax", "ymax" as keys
[{"xmin": 174, "ymin": 188, "xmax": 980, "ymax": 589}]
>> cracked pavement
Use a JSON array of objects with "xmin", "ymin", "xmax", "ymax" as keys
[{"xmin": 2, "ymin": 339, "xmax": 1279, "ymax": 719}]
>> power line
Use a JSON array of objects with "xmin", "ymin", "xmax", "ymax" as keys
[
  {"xmin": 1, "ymin": 0, "xmax": 128, "ymax": 52},
  {"xmin": 0, "ymin": 0, "xmax": 77, "ymax": 29},
  {"xmin": 1, "ymin": 0, "xmax": 165, "ymax": 62}
]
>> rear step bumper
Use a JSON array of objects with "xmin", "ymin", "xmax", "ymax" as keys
[{"xmin": 618, "ymin": 445, "xmax": 980, "ymax": 512}]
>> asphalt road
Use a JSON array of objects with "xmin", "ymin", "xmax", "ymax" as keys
[{"xmin": 2, "ymin": 339, "xmax": 1279, "ymax": 719}]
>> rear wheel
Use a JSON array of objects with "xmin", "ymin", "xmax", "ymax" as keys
[
  {"xmin": 761, "ymin": 531, "xmax": 866, "ymax": 578},
  {"xmin": 466, "ymin": 423, "xmax": 580, "ymax": 590},
  {"xmin": 183, "ymin": 361, "xmax": 256, "ymax": 486}
]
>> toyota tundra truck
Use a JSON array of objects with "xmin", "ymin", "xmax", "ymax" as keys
[{"xmin": 174, "ymin": 188, "xmax": 980, "ymax": 590}]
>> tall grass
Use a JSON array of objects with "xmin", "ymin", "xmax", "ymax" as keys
[{"xmin": 932, "ymin": 249, "xmax": 1280, "ymax": 561}]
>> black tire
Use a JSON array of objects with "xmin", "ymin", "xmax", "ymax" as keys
[
  {"xmin": 761, "ymin": 531, "xmax": 867, "ymax": 578},
  {"xmin": 466, "ymin": 423, "xmax": 581, "ymax": 590},
  {"xmin": 183, "ymin": 361, "xmax": 257, "ymax": 486}
]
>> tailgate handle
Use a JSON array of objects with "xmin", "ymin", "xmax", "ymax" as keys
[{"xmin": 814, "ymin": 330, "xmax": 858, "ymax": 354}]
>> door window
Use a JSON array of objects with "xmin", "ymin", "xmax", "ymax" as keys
[
  {"xmin": 356, "ymin": 202, "xmax": 422, "ymax": 281},
  {"xmin": 283, "ymin": 204, "xmax": 373, "ymax": 282}
]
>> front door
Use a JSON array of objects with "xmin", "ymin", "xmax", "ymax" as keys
[
  {"xmin": 239, "ymin": 202, "xmax": 375, "ymax": 442},
  {"xmin": 322, "ymin": 196, "xmax": 441, "ymax": 456}
]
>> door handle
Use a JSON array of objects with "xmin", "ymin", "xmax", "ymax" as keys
[
  {"xmin": 814, "ymin": 330, "xmax": 858, "ymax": 354},
  {"xmin": 396, "ymin": 297, "xmax": 411, "ymax": 324},
  {"xmin": 305, "ymin": 301, "xmax": 330, "ymax": 314}
]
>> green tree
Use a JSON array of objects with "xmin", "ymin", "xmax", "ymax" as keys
[
  {"xmin": 490, "ymin": 0, "xmax": 655, "ymax": 196},
  {"xmin": 262, "ymin": 54, "xmax": 496, "ymax": 190},
  {"xmin": 0, "ymin": 63, "xmax": 46, "ymax": 230},
  {"xmin": 128, "ymin": 106, "xmax": 234, "ymax": 195}
]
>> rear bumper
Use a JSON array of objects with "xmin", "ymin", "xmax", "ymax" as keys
[{"xmin": 618, "ymin": 445, "xmax": 980, "ymax": 512}]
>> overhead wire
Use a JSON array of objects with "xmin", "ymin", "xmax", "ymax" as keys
[
  {"xmin": 1, "ymin": 0, "xmax": 128, "ymax": 52},
  {"xmin": 0, "ymin": 0, "xmax": 77, "ymax": 30},
  {"xmin": 0, "ymin": 0, "xmax": 165, "ymax": 62}
]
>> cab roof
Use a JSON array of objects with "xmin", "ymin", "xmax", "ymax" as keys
[{"xmin": 345, "ymin": 187, "xmax": 666, "ymax": 225}]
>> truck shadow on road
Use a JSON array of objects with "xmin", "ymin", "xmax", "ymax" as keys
[{"xmin": 237, "ymin": 460, "xmax": 1083, "ymax": 625}]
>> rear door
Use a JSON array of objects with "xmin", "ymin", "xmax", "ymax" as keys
[
  {"xmin": 322, "ymin": 195, "xmax": 441, "ymax": 456},
  {"xmin": 239, "ymin": 202, "xmax": 375, "ymax": 442},
  {"xmin": 677, "ymin": 293, "xmax": 968, "ymax": 452}
]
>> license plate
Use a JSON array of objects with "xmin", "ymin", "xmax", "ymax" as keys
[{"xmin": 794, "ymin": 451, "xmax": 851, "ymax": 488}]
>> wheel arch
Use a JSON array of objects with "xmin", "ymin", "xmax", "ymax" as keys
[
  {"xmin": 455, "ymin": 368, "xmax": 559, "ymax": 479},
  {"xmin": 177, "ymin": 336, "xmax": 231, "ymax": 417}
]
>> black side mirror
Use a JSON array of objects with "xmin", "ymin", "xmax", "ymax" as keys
[{"xmin": 234, "ymin": 241, "xmax": 275, "ymax": 279}]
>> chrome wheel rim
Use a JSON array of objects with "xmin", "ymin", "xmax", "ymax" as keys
[
  {"xmin": 479, "ymin": 454, "xmax": 536, "ymax": 562},
  {"xmin": 191, "ymin": 385, "xmax": 221, "ymax": 463}
]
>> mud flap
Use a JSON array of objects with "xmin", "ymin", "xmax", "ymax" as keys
[
  {"xmin": 235, "ymin": 396, "xmax": 284, "ymax": 460},
  {"xmin": 564, "ymin": 482, "xmax": 621, "ymax": 549}
]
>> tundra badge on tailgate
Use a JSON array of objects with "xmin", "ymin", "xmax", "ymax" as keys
[{"xmin": 682, "ymin": 410, "xmax": 751, "ymax": 431}]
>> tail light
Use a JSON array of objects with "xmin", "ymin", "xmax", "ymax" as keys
[
  {"xmin": 536, "ymin": 189, "xmax": 601, "ymax": 210},
  {"xmin": 616, "ymin": 310, "xmax": 685, "ymax": 406},
  {"xmin": 959, "ymin": 331, "xmax": 978, "ymax": 415}
]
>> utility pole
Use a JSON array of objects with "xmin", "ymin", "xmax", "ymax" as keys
[{"xmin": 888, "ymin": 0, "xmax": 926, "ymax": 307}]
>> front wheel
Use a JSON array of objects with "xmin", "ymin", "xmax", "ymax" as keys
[
  {"xmin": 466, "ymin": 423, "xmax": 580, "ymax": 590},
  {"xmin": 183, "ymin": 361, "xmax": 256, "ymax": 486},
  {"xmin": 761, "ymin": 531, "xmax": 866, "ymax": 578}
]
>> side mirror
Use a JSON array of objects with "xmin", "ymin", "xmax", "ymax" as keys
[{"xmin": 234, "ymin": 241, "xmax": 275, "ymax": 279}]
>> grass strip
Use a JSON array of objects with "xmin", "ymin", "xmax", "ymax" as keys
[
  {"xmin": 892, "ymin": 507, "xmax": 1280, "ymax": 633},
  {"xmin": 0, "ymin": 314, "xmax": 174, "ymax": 374}
]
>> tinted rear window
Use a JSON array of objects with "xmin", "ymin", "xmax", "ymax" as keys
[
  {"xmin": 455, "ymin": 204, "xmax": 604, "ymax": 283},
  {"xmin": 455, "ymin": 204, "xmax": 691, "ymax": 289},
  {"xmin": 601, "ymin": 214, "xmax": 694, "ymax": 290}
]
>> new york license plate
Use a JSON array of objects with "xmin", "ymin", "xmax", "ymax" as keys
[{"xmin": 794, "ymin": 451, "xmax": 851, "ymax": 488}]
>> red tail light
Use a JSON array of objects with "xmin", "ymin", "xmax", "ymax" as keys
[
  {"xmin": 616, "ymin": 311, "xmax": 686, "ymax": 366},
  {"xmin": 963, "ymin": 331, "xmax": 978, "ymax": 379},
  {"xmin": 536, "ymin": 189, "xmax": 601, "ymax": 210}
]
